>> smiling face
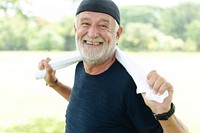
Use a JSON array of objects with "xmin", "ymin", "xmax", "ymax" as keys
[{"xmin": 74, "ymin": 11, "xmax": 122, "ymax": 66}]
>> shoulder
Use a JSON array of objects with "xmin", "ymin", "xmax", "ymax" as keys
[
  {"xmin": 75, "ymin": 61, "xmax": 83, "ymax": 72},
  {"xmin": 113, "ymin": 60, "xmax": 137, "ymax": 88}
]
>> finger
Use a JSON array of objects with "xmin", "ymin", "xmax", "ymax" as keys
[
  {"xmin": 147, "ymin": 70, "xmax": 158, "ymax": 88},
  {"xmin": 147, "ymin": 70, "xmax": 157, "ymax": 80},
  {"xmin": 152, "ymin": 76, "xmax": 166, "ymax": 94},
  {"xmin": 46, "ymin": 63, "xmax": 54, "ymax": 74},
  {"xmin": 43, "ymin": 58, "xmax": 54, "ymax": 74},
  {"xmin": 38, "ymin": 57, "xmax": 52, "ymax": 70},
  {"xmin": 160, "ymin": 82, "xmax": 173, "ymax": 95},
  {"xmin": 38, "ymin": 59, "xmax": 45, "ymax": 70},
  {"xmin": 43, "ymin": 57, "xmax": 51, "ymax": 67}
]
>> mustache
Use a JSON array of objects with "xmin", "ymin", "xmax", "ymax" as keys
[{"xmin": 82, "ymin": 36, "xmax": 104, "ymax": 45}]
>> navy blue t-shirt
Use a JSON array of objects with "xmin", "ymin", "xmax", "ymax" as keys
[{"xmin": 66, "ymin": 60, "xmax": 163, "ymax": 133}]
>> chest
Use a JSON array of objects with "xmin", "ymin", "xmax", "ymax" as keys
[{"xmin": 66, "ymin": 62, "xmax": 137, "ymax": 132}]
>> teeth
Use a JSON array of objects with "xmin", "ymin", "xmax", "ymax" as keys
[
  {"xmin": 83, "ymin": 40, "xmax": 103, "ymax": 45},
  {"xmin": 87, "ymin": 41, "xmax": 92, "ymax": 45},
  {"xmin": 93, "ymin": 42, "xmax": 99, "ymax": 45}
]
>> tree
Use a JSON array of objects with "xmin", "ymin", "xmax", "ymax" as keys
[
  {"xmin": 119, "ymin": 22, "xmax": 184, "ymax": 51},
  {"xmin": 120, "ymin": 5, "xmax": 162, "ymax": 28},
  {"xmin": 185, "ymin": 20, "xmax": 200, "ymax": 50},
  {"xmin": 0, "ymin": 0, "xmax": 20, "ymax": 11},
  {"xmin": 159, "ymin": 2, "xmax": 200, "ymax": 40},
  {"xmin": 58, "ymin": 16, "xmax": 76, "ymax": 51},
  {"xmin": 28, "ymin": 28, "xmax": 65, "ymax": 51},
  {"xmin": 119, "ymin": 23, "xmax": 158, "ymax": 51},
  {"xmin": 0, "ymin": 0, "xmax": 30, "ymax": 18},
  {"xmin": 0, "ymin": 14, "xmax": 29, "ymax": 50}
]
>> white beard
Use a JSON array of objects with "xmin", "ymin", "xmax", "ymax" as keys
[{"xmin": 75, "ymin": 35, "xmax": 116, "ymax": 66}]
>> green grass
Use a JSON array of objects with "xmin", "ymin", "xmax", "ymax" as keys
[
  {"xmin": 1, "ymin": 118, "xmax": 65, "ymax": 133},
  {"xmin": 0, "ymin": 51, "xmax": 199, "ymax": 132}
]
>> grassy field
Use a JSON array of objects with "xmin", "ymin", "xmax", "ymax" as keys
[{"xmin": 0, "ymin": 51, "xmax": 200, "ymax": 132}]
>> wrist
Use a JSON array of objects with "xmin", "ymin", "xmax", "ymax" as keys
[
  {"xmin": 153, "ymin": 103, "xmax": 175, "ymax": 121},
  {"xmin": 46, "ymin": 78, "xmax": 58, "ymax": 87}
]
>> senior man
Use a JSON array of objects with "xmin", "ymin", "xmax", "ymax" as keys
[{"xmin": 38, "ymin": 0, "xmax": 188, "ymax": 132}]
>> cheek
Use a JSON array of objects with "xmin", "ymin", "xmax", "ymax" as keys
[
  {"xmin": 76, "ymin": 28, "xmax": 87, "ymax": 40},
  {"xmin": 105, "ymin": 33, "xmax": 116, "ymax": 44}
]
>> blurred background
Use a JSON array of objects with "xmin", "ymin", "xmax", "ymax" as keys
[{"xmin": 0, "ymin": 0, "xmax": 200, "ymax": 132}]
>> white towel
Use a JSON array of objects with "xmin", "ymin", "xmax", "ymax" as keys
[
  {"xmin": 35, "ymin": 51, "xmax": 82, "ymax": 80},
  {"xmin": 35, "ymin": 47, "xmax": 168, "ymax": 103},
  {"xmin": 115, "ymin": 47, "xmax": 169, "ymax": 103}
]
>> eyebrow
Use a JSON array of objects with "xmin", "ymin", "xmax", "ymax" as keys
[
  {"xmin": 79, "ymin": 17, "xmax": 89, "ymax": 22},
  {"xmin": 80, "ymin": 17, "xmax": 111, "ymax": 23},
  {"xmin": 99, "ymin": 19, "xmax": 110, "ymax": 23}
]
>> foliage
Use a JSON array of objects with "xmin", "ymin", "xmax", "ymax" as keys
[
  {"xmin": 185, "ymin": 20, "xmax": 200, "ymax": 50},
  {"xmin": 0, "ymin": 14, "xmax": 29, "ymax": 50},
  {"xmin": 0, "ymin": 0, "xmax": 21, "ymax": 11},
  {"xmin": 120, "ymin": 5, "xmax": 162, "ymax": 28},
  {"xmin": 0, "ymin": 1, "xmax": 200, "ymax": 51},
  {"xmin": 0, "ymin": 0, "xmax": 30, "ymax": 18},
  {"xmin": 182, "ymin": 39, "xmax": 197, "ymax": 52},
  {"xmin": 119, "ymin": 23, "xmax": 184, "ymax": 51},
  {"xmin": 2, "ymin": 118, "xmax": 65, "ymax": 133},
  {"xmin": 28, "ymin": 28, "xmax": 65, "ymax": 51},
  {"xmin": 159, "ymin": 2, "xmax": 200, "ymax": 40},
  {"xmin": 59, "ymin": 16, "xmax": 76, "ymax": 51}
]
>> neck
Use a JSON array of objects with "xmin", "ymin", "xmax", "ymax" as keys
[{"xmin": 83, "ymin": 55, "xmax": 116, "ymax": 75}]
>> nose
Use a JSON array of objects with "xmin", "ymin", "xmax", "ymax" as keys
[{"xmin": 87, "ymin": 25, "xmax": 99, "ymax": 38}]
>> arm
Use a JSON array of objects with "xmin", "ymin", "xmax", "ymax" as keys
[
  {"xmin": 38, "ymin": 58, "xmax": 71, "ymax": 101},
  {"xmin": 48, "ymin": 80, "xmax": 72, "ymax": 101},
  {"xmin": 142, "ymin": 70, "xmax": 188, "ymax": 133},
  {"xmin": 159, "ymin": 115, "xmax": 189, "ymax": 133}
]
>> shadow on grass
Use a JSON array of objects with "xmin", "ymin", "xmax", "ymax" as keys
[{"xmin": 2, "ymin": 118, "xmax": 65, "ymax": 133}]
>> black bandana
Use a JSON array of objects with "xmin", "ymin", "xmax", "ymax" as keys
[{"xmin": 76, "ymin": 0, "xmax": 120, "ymax": 25}]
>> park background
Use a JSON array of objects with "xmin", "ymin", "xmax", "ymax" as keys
[{"xmin": 0, "ymin": 0, "xmax": 200, "ymax": 132}]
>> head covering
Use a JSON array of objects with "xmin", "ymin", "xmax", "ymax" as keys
[{"xmin": 76, "ymin": 0, "xmax": 120, "ymax": 25}]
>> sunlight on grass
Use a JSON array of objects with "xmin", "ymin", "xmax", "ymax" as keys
[
  {"xmin": 0, "ymin": 51, "xmax": 199, "ymax": 132},
  {"xmin": 2, "ymin": 117, "xmax": 65, "ymax": 133}
]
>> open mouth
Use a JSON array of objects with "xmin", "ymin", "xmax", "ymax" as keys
[{"xmin": 83, "ymin": 39, "xmax": 104, "ymax": 45}]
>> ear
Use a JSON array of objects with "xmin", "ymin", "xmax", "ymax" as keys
[
  {"xmin": 74, "ymin": 23, "xmax": 77, "ymax": 33},
  {"xmin": 116, "ymin": 26, "xmax": 123, "ymax": 40}
]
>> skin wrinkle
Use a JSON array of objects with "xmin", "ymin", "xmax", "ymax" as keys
[
  {"xmin": 75, "ymin": 13, "xmax": 119, "ymax": 34},
  {"xmin": 38, "ymin": 2, "xmax": 189, "ymax": 132},
  {"xmin": 74, "ymin": 12, "xmax": 120, "ymax": 66},
  {"xmin": 82, "ymin": 36, "xmax": 104, "ymax": 45}
]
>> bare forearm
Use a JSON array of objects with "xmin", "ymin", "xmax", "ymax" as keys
[
  {"xmin": 159, "ymin": 115, "xmax": 189, "ymax": 133},
  {"xmin": 51, "ymin": 81, "xmax": 72, "ymax": 101}
]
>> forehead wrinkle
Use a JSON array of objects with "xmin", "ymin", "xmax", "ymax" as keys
[
  {"xmin": 80, "ymin": 17, "xmax": 90, "ymax": 22},
  {"xmin": 99, "ymin": 18, "xmax": 110, "ymax": 23},
  {"xmin": 80, "ymin": 17, "xmax": 111, "ymax": 24},
  {"xmin": 75, "ymin": 13, "xmax": 118, "ymax": 32}
]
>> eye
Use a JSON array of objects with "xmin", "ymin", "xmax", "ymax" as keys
[
  {"xmin": 99, "ymin": 24, "xmax": 108, "ymax": 29},
  {"xmin": 81, "ymin": 22, "xmax": 90, "ymax": 27}
]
